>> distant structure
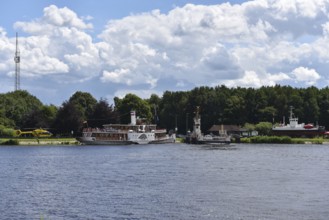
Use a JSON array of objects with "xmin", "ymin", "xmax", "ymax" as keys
[{"xmin": 14, "ymin": 32, "xmax": 20, "ymax": 91}]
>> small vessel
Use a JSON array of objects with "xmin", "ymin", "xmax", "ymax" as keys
[
  {"xmin": 185, "ymin": 107, "xmax": 231, "ymax": 145},
  {"xmin": 77, "ymin": 111, "xmax": 176, "ymax": 145},
  {"xmin": 272, "ymin": 106, "xmax": 325, "ymax": 137}
]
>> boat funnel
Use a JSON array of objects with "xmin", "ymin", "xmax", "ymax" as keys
[{"xmin": 130, "ymin": 111, "xmax": 136, "ymax": 125}]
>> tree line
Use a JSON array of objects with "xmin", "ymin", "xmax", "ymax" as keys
[{"xmin": 1, "ymin": 85, "xmax": 329, "ymax": 137}]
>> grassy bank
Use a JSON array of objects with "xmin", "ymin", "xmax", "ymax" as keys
[
  {"xmin": 240, "ymin": 136, "xmax": 325, "ymax": 144},
  {"xmin": 0, "ymin": 138, "xmax": 79, "ymax": 146}
]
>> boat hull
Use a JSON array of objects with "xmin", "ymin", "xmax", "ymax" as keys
[
  {"xmin": 77, "ymin": 137, "xmax": 134, "ymax": 145},
  {"xmin": 77, "ymin": 110, "xmax": 175, "ymax": 145},
  {"xmin": 149, "ymin": 137, "xmax": 176, "ymax": 144},
  {"xmin": 77, "ymin": 136, "xmax": 176, "ymax": 145},
  {"xmin": 272, "ymin": 129, "xmax": 324, "ymax": 138},
  {"xmin": 272, "ymin": 106, "xmax": 326, "ymax": 138}
]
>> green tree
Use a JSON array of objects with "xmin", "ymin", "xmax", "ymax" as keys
[
  {"xmin": 243, "ymin": 123, "xmax": 255, "ymax": 130},
  {"xmin": 303, "ymin": 87, "xmax": 320, "ymax": 123},
  {"xmin": 160, "ymin": 91, "xmax": 189, "ymax": 132},
  {"xmin": 23, "ymin": 105, "xmax": 58, "ymax": 129},
  {"xmin": 69, "ymin": 91, "xmax": 98, "ymax": 119},
  {"xmin": 0, "ymin": 108, "xmax": 15, "ymax": 127},
  {"xmin": 54, "ymin": 101, "xmax": 84, "ymax": 135},
  {"xmin": 114, "ymin": 93, "xmax": 152, "ymax": 124},
  {"xmin": 147, "ymin": 94, "xmax": 162, "ymax": 125},
  {"xmin": 88, "ymin": 99, "xmax": 118, "ymax": 127},
  {"xmin": 255, "ymin": 122, "xmax": 273, "ymax": 136},
  {"xmin": 0, "ymin": 125, "xmax": 15, "ymax": 137},
  {"xmin": 318, "ymin": 87, "xmax": 329, "ymax": 129},
  {"xmin": 244, "ymin": 88, "xmax": 258, "ymax": 123},
  {"xmin": 258, "ymin": 106, "xmax": 277, "ymax": 123},
  {"xmin": 224, "ymin": 95, "xmax": 245, "ymax": 125},
  {"xmin": 0, "ymin": 90, "xmax": 43, "ymax": 128},
  {"xmin": 53, "ymin": 91, "xmax": 98, "ymax": 135}
]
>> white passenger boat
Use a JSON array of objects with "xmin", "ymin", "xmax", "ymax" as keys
[{"xmin": 77, "ymin": 111, "xmax": 176, "ymax": 145}]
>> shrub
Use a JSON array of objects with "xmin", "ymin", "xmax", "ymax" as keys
[
  {"xmin": 1, "ymin": 139, "xmax": 19, "ymax": 145},
  {"xmin": 249, "ymin": 136, "xmax": 292, "ymax": 144},
  {"xmin": 0, "ymin": 126, "xmax": 16, "ymax": 137}
]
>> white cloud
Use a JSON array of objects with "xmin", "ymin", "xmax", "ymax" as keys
[
  {"xmin": 98, "ymin": 3, "xmax": 253, "ymax": 88},
  {"xmin": 291, "ymin": 66, "xmax": 321, "ymax": 85},
  {"xmin": 10, "ymin": 5, "xmax": 100, "ymax": 81},
  {"xmin": 1, "ymin": 0, "xmax": 329, "ymax": 104},
  {"xmin": 101, "ymin": 69, "xmax": 131, "ymax": 85},
  {"xmin": 222, "ymin": 70, "xmax": 291, "ymax": 88},
  {"xmin": 14, "ymin": 5, "xmax": 93, "ymax": 37},
  {"xmin": 268, "ymin": 72, "xmax": 291, "ymax": 82},
  {"xmin": 269, "ymin": 0, "xmax": 327, "ymax": 19},
  {"xmin": 96, "ymin": 0, "xmax": 329, "ymax": 92}
]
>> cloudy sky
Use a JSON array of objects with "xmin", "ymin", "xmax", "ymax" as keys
[{"xmin": 1, "ymin": 0, "xmax": 329, "ymax": 105}]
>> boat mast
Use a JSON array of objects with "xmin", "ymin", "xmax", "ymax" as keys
[
  {"xmin": 14, "ymin": 32, "xmax": 20, "ymax": 91},
  {"xmin": 289, "ymin": 106, "xmax": 294, "ymax": 119}
]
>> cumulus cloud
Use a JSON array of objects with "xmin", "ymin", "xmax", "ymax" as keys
[
  {"xmin": 222, "ymin": 70, "xmax": 291, "ymax": 88},
  {"xmin": 98, "ymin": 4, "xmax": 250, "ymax": 87},
  {"xmin": 14, "ymin": 5, "xmax": 93, "ymax": 34},
  {"xmin": 1, "ymin": 0, "xmax": 329, "ymax": 104},
  {"xmin": 96, "ymin": 0, "xmax": 329, "ymax": 91},
  {"xmin": 101, "ymin": 69, "xmax": 132, "ymax": 85},
  {"xmin": 11, "ymin": 5, "xmax": 99, "ymax": 81},
  {"xmin": 291, "ymin": 66, "xmax": 321, "ymax": 85}
]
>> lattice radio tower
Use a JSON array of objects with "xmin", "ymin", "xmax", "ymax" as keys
[{"xmin": 14, "ymin": 32, "xmax": 20, "ymax": 91}]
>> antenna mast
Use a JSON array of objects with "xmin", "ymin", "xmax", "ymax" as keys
[{"xmin": 14, "ymin": 32, "xmax": 20, "ymax": 91}]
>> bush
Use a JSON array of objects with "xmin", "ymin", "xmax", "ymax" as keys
[
  {"xmin": 0, "ymin": 125, "xmax": 16, "ymax": 137},
  {"xmin": 1, "ymin": 139, "xmax": 19, "ymax": 145},
  {"xmin": 248, "ymin": 136, "xmax": 292, "ymax": 144},
  {"xmin": 241, "ymin": 136, "xmax": 324, "ymax": 144},
  {"xmin": 255, "ymin": 122, "xmax": 273, "ymax": 136}
]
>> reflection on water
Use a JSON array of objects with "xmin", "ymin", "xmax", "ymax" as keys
[
  {"xmin": 0, "ymin": 143, "xmax": 329, "ymax": 219},
  {"xmin": 197, "ymin": 143, "xmax": 238, "ymax": 151}
]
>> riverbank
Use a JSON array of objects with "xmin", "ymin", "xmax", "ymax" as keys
[
  {"xmin": 240, "ymin": 136, "xmax": 326, "ymax": 144},
  {"xmin": 1, "ymin": 136, "xmax": 328, "ymax": 145},
  {"xmin": 0, "ymin": 138, "xmax": 79, "ymax": 146}
]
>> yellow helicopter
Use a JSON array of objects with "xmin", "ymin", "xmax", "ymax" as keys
[{"xmin": 15, "ymin": 128, "xmax": 53, "ymax": 138}]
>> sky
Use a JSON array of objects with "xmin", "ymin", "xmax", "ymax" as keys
[{"xmin": 1, "ymin": 0, "xmax": 329, "ymax": 105}]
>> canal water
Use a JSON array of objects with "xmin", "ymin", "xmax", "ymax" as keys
[{"xmin": 0, "ymin": 143, "xmax": 328, "ymax": 219}]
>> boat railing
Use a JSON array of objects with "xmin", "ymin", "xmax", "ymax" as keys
[
  {"xmin": 154, "ymin": 129, "xmax": 167, "ymax": 133},
  {"xmin": 83, "ymin": 128, "xmax": 105, "ymax": 133},
  {"xmin": 83, "ymin": 128, "xmax": 130, "ymax": 133}
]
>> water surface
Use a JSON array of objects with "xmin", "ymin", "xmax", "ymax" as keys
[{"xmin": 0, "ymin": 144, "xmax": 328, "ymax": 219}]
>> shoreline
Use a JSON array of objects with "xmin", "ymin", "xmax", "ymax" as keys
[
  {"xmin": 1, "ymin": 137, "xmax": 329, "ymax": 146},
  {"xmin": 0, "ymin": 138, "xmax": 79, "ymax": 146}
]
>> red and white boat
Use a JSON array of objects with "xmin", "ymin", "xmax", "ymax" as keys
[{"xmin": 272, "ymin": 107, "xmax": 325, "ymax": 137}]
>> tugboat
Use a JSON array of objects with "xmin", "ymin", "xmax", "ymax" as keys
[
  {"xmin": 272, "ymin": 106, "xmax": 325, "ymax": 137},
  {"xmin": 185, "ymin": 107, "xmax": 231, "ymax": 145}
]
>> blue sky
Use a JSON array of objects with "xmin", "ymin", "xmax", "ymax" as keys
[
  {"xmin": 1, "ymin": 0, "xmax": 329, "ymax": 105},
  {"xmin": 1, "ymin": 0, "xmax": 244, "ymax": 37}
]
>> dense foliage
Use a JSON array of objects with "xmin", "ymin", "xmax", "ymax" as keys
[
  {"xmin": 1, "ymin": 85, "xmax": 329, "ymax": 136},
  {"xmin": 156, "ymin": 85, "xmax": 329, "ymax": 134},
  {"xmin": 114, "ymin": 94, "xmax": 152, "ymax": 124},
  {"xmin": 53, "ymin": 92, "xmax": 118, "ymax": 136},
  {"xmin": 0, "ymin": 90, "xmax": 117, "ymax": 136}
]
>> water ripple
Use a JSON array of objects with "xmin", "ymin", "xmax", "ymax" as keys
[{"xmin": 0, "ymin": 144, "xmax": 329, "ymax": 219}]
